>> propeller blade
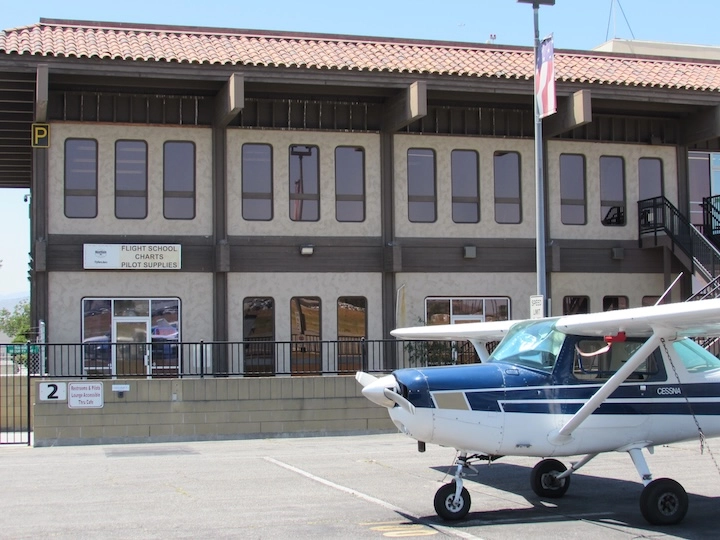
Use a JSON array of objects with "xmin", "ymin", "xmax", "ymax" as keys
[
  {"xmin": 360, "ymin": 374, "xmax": 399, "ymax": 408},
  {"xmin": 383, "ymin": 388, "xmax": 416, "ymax": 415},
  {"xmin": 355, "ymin": 371, "xmax": 378, "ymax": 388}
]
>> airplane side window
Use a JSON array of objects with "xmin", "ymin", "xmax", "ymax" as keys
[
  {"xmin": 573, "ymin": 338, "xmax": 661, "ymax": 381},
  {"xmin": 672, "ymin": 339, "xmax": 720, "ymax": 373}
]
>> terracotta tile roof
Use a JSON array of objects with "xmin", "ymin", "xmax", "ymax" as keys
[{"xmin": 2, "ymin": 19, "xmax": 720, "ymax": 92}]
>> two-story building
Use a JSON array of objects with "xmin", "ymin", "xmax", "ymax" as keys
[{"xmin": 1, "ymin": 19, "xmax": 719, "ymax": 377}]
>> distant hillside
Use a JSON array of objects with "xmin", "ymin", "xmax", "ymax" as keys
[{"xmin": 0, "ymin": 294, "xmax": 29, "ymax": 313}]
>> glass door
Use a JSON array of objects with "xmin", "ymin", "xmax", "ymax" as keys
[{"xmin": 113, "ymin": 318, "xmax": 150, "ymax": 377}]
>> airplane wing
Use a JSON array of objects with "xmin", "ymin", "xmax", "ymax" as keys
[
  {"xmin": 390, "ymin": 319, "xmax": 520, "ymax": 342},
  {"xmin": 555, "ymin": 297, "xmax": 720, "ymax": 339}
]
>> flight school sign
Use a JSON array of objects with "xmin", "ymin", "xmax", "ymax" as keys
[{"xmin": 84, "ymin": 244, "xmax": 181, "ymax": 270}]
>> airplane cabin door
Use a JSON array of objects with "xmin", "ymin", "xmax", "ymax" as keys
[{"xmin": 113, "ymin": 318, "xmax": 150, "ymax": 377}]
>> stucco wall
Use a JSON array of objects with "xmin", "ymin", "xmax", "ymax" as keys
[
  {"xmin": 226, "ymin": 129, "xmax": 381, "ymax": 237},
  {"xmin": 48, "ymin": 123, "xmax": 213, "ymax": 237},
  {"xmin": 32, "ymin": 376, "xmax": 395, "ymax": 447},
  {"xmin": 48, "ymin": 272, "xmax": 213, "ymax": 343}
]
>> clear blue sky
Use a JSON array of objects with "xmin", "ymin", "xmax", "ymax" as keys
[{"xmin": 1, "ymin": 0, "xmax": 718, "ymax": 296}]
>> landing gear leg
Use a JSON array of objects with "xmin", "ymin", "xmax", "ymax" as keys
[
  {"xmin": 434, "ymin": 452, "xmax": 472, "ymax": 520},
  {"xmin": 629, "ymin": 447, "xmax": 688, "ymax": 525}
]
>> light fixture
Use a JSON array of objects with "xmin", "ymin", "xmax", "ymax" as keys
[
  {"xmin": 300, "ymin": 245, "xmax": 314, "ymax": 256},
  {"xmin": 463, "ymin": 246, "xmax": 476, "ymax": 259}
]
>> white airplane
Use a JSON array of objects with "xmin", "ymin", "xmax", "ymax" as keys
[{"xmin": 357, "ymin": 298, "xmax": 720, "ymax": 525}]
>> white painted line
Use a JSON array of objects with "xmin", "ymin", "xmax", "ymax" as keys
[{"xmin": 264, "ymin": 456, "xmax": 484, "ymax": 540}]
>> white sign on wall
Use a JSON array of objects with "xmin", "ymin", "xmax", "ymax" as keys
[
  {"xmin": 39, "ymin": 382, "xmax": 67, "ymax": 401},
  {"xmin": 530, "ymin": 295, "xmax": 545, "ymax": 319},
  {"xmin": 83, "ymin": 244, "xmax": 181, "ymax": 270},
  {"xmin": 68, "ymin": 382, "xmax": 104, "ymax": 408}
]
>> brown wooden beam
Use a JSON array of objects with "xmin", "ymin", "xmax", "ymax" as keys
[
  {"xmin": 681, "ymin": 105, "xmax": 720, "ymax": 145},
  {"xmin": 35, "ymin": 64, "xmax": 48, "ymax": 122},
  {"xmin": 543, "ymin": 89, "xmax": 591, "ymax": 138},
  {"xmin": 381, "ymin": 81, "xmax": 427, "ymax": 132},
  {"xmin": 214, "ymin": 73, "xmax": 244, "ymax": 127}
]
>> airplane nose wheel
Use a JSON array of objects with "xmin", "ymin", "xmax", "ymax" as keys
[
  {"xmin": 434, "ymin": 482, "xmax": 471, "ymax": 520},
  {"xmin": 639, "ymin": 478, "xmax": 688, "ymax": 525},
  {"xmin": 530, "ymin": 459, "xmax": 571, "ymax": 498}
]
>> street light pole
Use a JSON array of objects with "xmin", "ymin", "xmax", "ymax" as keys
[{"xmin": 518, "ymin": 0, "xmax": 554, "ymax": 315}]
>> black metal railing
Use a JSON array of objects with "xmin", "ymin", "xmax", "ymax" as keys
[
  {"xmin": 1, "ymin": 339, "xmax": 483, "ymax": 379},
  {"xmin": 639, "ymin": 197, "xmax": 720, "ymax": 282},
  {"xmin": 702, "ymin": 195, "xmax": 720, "ymax": 249}
]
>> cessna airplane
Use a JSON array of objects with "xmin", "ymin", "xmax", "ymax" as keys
[{"xmin": 356, "ymin": 298, "xmax": 720, "ymax": 525}]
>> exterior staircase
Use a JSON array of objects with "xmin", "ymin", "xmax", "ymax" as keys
[{"xmin": 638, "ymin": 196, "xmax": 720, "ymax": 294}]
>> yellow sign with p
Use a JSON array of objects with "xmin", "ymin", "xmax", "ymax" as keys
[{"xmin": 32, "ymin": 123, "xmax": 50, "ymax": 148}]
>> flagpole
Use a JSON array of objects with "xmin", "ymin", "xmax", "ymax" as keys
[{"xmin": 519, "ymin": 0, "xmax": 554, "ymax": 316}]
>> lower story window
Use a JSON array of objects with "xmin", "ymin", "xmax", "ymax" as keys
[
  {"xmin": 82, "ymin": 297, "xmax": 180, "ymax": 377},
  {"xmin": 424, "ymin": 296, "xmax": 510, "ymax": 364}
]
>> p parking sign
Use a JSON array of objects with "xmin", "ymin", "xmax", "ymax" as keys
[{"xmin": 32, "ymin": 123, "xmax": 49, "ymax": 148}]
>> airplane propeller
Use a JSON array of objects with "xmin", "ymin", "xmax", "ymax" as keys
[{"xmin": 356, "ymin": 372, "xmax": 415, "ymax": 414}]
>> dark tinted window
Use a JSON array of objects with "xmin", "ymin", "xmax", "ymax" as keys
[
  {"xmin": 115, "ymin": 140, "xmax": 148, "ymax": 219},
  {"xmin": 335, "ymin": 146, "xmax": 365, "ymax": 222},
  {"xmin": 600, "ymin": 156, "xmax": 625, "ymax": 226},
  {"xmin": 65, "ymin": 138, "xmax": 98, "ymax": 218},
  {"xmin": 494, "ymin": 151, "xmax": 521, "ymax": 224},
  {"xmin": 560, "ymin": 154, "xmax": 586, "ymax": 225},
  {"xmin": 163, "ymin": 141, "xmax": 196, "ymax": 219},
  {"xmin": 638, "ymin": 158, "xmax": 663, "ymax": 200},
  {"xmin": 242, "ymin": 143, "xmax": 273, "ymax": 221},
  {"xmin": 451, "ymin": 150, "xmax": 480, "ymax": 223},
  {"xmin": 289, "ymin": 145, "xmax": 320, "ymax": 221},
  {"xmin": 563, "ymin": 296, "xmax": 589, "ymax": 315},
  {"xmin": 407, "ymin": 148, "xmax": 436, "ymax": 223}
]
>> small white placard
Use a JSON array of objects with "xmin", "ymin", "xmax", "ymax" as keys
[
  {"xmin": 39, "ymin": 382, "xmax": 67, "ymax": 401},
  {"xmin": 68, "ymin": 382, "xmax": 104, "ymax": 409},
  {"xmin": 112, "ymin": 384, "xmax": 130, "ymax": 392},
  {"xmin": 530, "ymin": 295, "xmax": 545, "ymax": 319}
]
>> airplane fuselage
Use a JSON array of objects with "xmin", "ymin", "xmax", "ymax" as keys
[{"xmin": 385, "ymin": 339, "xmax": 720, "ymax": 457}]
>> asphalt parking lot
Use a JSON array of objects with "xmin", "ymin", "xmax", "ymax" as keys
[{"xmin": 2, "ymin": 433, "xmax": 719, "ymax": 539}]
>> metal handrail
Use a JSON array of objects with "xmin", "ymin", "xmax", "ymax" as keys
[{"xmin": 638, "ymin": 197, "xmax": 720, "ymax": 283}]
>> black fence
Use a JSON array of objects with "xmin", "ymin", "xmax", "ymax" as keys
[{"xmin": 1, "ymin": 339, "xmax": 483, "ymax": 379}]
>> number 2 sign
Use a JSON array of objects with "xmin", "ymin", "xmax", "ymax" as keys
[{"xmin": 39, "ymin": 382, "xmax": 67, "ymax": 401}]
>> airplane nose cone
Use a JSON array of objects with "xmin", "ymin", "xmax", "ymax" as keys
[{"xmin": 361, "ymin": 374, "xmax": 399, "ymax": 408}]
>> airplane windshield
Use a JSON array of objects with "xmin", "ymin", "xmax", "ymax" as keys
[{"xmin": 488, "ymin": 318, "xmax": 564, "ymax": 373}]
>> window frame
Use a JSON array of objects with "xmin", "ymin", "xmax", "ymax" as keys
[
  {"xmin": 163, "ymin": 140, "xmax": 196, "ymax": 220},
  {"xmin": 599, "ymin": 155, "xmax": 626, "ymax": 227},
  {"xmin": 289, "ymin": 144, "xmax": 320, "ymax": 222},
  {"xmin": 407, "ymin": 148, "xmax": 437, "ymax": 223},
  {"xmin": 115, "ymin": 139, "xmax": 148, "ymax": 220},
  {"xmin": 64, "ymin": 138, "xmax": 99, "ymax": 219},
  {"xmin": 242, "ymin": 143, "xmax": 274, "ymax": 221},
  {"xmin": 559, "ymin": 153, "xmax": 587, "ymax": 225},
  {"xmin": 493, "ymin": 151, "xmax": 522, "ymax": 224},
  {"xmin": 335, "ymin": 146, "xmax": 366, "ymax": 223},
  {"xmin": 451, "ymin": 149, "xmax": 480, "ymax": 224}
]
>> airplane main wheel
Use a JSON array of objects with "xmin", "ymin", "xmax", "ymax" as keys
[
  {"xmin": 530, "ymin": 459, "xmax": 571, "ymax": 498},
  {"xmin": 639, "ymin": 478, "xmax": 688, "ymax": 525},
  {"xmin": 434, "ymin": 482, "xmax": 471, "ymax": 521}
]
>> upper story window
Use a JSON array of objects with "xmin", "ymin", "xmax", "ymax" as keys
[
  {"xmin": 494, "ymin": 151, "xmax": 522, "ymax": 224},
  {"xmin": 407, "ymin": 148, "xmax": 436, "ymax": 223},
  {"xmin": 289, "ymin": 145, "xmax": 320, "ymax": 222},
  {"xmin": 600, "ymin": 156, "xmax": 626, "ymax": 226},
  {"xmin": 115, "ymin": 140, "xmax": 148, "ymax": 219},
  {"xmin": 559, "ymin": 154, "xmax": 586, "ymax": 225},
  {"xmin": 335, "ymin": 146, "xmax": 365, "ymax": 222},
  {"xmin": 638, "ymin": 157, "xmax": 664, "ymax": 200},
  {"xmin": 163, "ymin": 141, "xmax": 196, "ymax": 220},
  {"xmin": 451, "ymin": 150, "xmax": 480, "ymax": 223},
  {"xmin": 65, "ymin": 138, "xmax": 98, "ymax": 218},
  {"xmin": 242, "ymin": 143, "xmax": 273, "ymax": 221}
]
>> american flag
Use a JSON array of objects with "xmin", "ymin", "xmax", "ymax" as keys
[{"xmin": 535, "ymin": 35, "xmax": 556, "ymax": 119}]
